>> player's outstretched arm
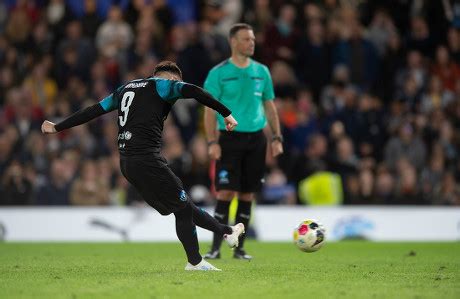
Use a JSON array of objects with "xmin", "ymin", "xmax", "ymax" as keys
[
  {"xmin": 181, "ymin": 84, "xmax": 237, "ymax": 131},
  {"xmin": 41, "ymin": 102, "xmax": 110, "ymax": 134}
]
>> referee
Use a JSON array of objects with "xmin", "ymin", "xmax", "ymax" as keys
[{"xmin": 204, "ymin": 23, "xmax": 283, "ymax": 260}]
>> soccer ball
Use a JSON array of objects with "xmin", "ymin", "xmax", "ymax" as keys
[{"xmin": 293, "ymin": 219, "xmax": 326, "ymax": 252}]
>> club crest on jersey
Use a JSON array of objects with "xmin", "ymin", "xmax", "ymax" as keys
[
  {"xmin": 218, "ymin": 170, "xmax": 229, "ymax": 184},
  {"xmin": 124, "ymin": 131, "xmax": 132, "ymax": 140},
  {"xmin": 118, "ymin": 131, "xmax": 132, "ymax": 140}
]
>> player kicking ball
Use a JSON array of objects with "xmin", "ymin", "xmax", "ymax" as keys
[{"xmin": 41, "ymin": 61, "xmax": 244, "ymax": 271}]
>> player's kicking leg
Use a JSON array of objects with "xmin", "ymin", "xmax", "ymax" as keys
[
  {"xmin": 188, "ymin": 201, "xmax": 245, "ymax": 249},
  {"xmin": 174, "ymin": 201, "xmax": 244, "ymax": 271}
]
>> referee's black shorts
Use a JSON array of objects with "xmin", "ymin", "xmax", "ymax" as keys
[
  {"xmin": 215, "ymin": 130, "xmax": 267, "ymax": 193},
  {"xmin": 120, "ymin": 155, "xmax": 188, "ymax": 215}
]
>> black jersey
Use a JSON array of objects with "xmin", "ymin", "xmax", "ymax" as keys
[
  {"xmin": 54, "ymin": 77, "xmax": 231, "ymax": 157},
  {"xmin": 100, "ymin": 78, "xmax": 186, "ymax": 157}
]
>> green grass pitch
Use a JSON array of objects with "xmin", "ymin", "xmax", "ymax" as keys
[{"xmin": 0, "ymin": 241, "xmax": 459, "ymax": 299}]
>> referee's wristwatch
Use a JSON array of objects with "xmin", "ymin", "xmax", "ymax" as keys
[{"xmin": 271, "ymin": 135, "xmax": 284, "ymax": 143}]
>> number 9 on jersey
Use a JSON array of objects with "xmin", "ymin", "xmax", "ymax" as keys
[{"xmin": 119, "ymin": 91, "xmax": 135, "ymax": 127}]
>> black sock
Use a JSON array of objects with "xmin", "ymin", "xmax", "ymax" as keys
[
  {"xmin": 211, "ymin": 200, "xmax": 231, "ymax": 251},
  {"xmin": 190, "ymin": 202, "xmax": 232, "ymax": 235},
  {"xmin": 235, "ymin": 200, "xmax": 252, "ymax": 250},
  {"xmin": 174, "ymin": 203, "xmax": 202, "ymax": 265}
]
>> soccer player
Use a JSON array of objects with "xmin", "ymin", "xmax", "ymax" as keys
[
  {"xmin": 203, "ymin": 23, "xmax": 283, "ymax": 260},
  {"xmin": 41, "ymin": 61, "xmax": 244, "ymax": 271}
]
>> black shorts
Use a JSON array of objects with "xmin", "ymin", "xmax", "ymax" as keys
[
  {"xmin": 120, "ymin": 155, "xmax": 188, "ymax": 215},
  {"xmin": 215, "ymin": 130, "xmax": 267, "ymax": 193}
]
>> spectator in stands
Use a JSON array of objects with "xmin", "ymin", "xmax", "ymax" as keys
[
  {"xmin": 367, "ymin": 8, "xmax": 396, "ymax": 57},
  {"xmin": 333, "ymin": 8, "xmax": 379, "ymax": 91},
  {"xmin": 355, "ymin": 94, "xmax": 386, "ymax": 160},
  {"xmin": 406, "ymin": 16, "xmax": 434, "ymax": 57},
  {"xmin": 62, "ymin": 124, "xmax": 97, "ymax": 158},
  {"xmin": 395, "ymin": 50, "xmax": 427, "ymax": 100},
  {"xmin": 35, "ymin": 158, "xmax": 72, "ymax": 205},
  {"xmin": 242, "ymin": 0, "xmax": 273, "ymax": 39},
  {"xmin": 162, "ymin": 124, "xmax": 187, "ymax": 180},
  {"xmin": 46, "ymin": 0, "xmax": 71, "ymax": 40},
  {"xmin": 30, "ymin": 21, "xmax": 54, "ymax": 57},
  {"xmin": 127, "ymin": 30, "xmax": 158, "ymax": 72},
  {"xmin": 210, "ymin": 0, "xmax": 243, "ymax": 38},
  {"xmin": 261, "ymin": 168, "xmax": 296, "ymax": 205},
  {"xmin": 263, "ymin": 3, "xmax": 300, "ymax": 66},
  {"xmin": 420, "ymin": 75, "xmax": 454, "ymax": 113},
  {"xmin": 176, "ymin": 24, "xmax": 214, "ymax": 87},
  {"xmin": 358, "ymin": 168, "xmax": 374, "ymax": 203},
  {"xmin": 379, "ymin": 31, "xmax": 406, "ymax": 102},
  {"xmin": 57, "ymin": 21, "xmax": 95, "ymax": 83},
  {"xmin": 396, "ymin": 74, "xmax": 423, "ymax": 112},
  {"xmin": 447, "ymin": 27, "xmax": 460, "ymax": 64},
  {"xmin": 374, "ymin": 165, "xmax": 395, "ymax": 204},
  {"xmin": 296, "ymin": 19, "xmax": 331, "ymax": 99},
  {"xmin": 96, "ymin": 5, "xmax": 133, "ymax": 57},
  {"xmin": 70, "ymin": 160, "xmax": 110, "ymax": 206},
  {"xmin": 282, "ymin": 88, "xmax": 319, "ymax": 153},
  {"xmin": 270, "ymin": 60, "xmax": 298, "ymax": 98},
  {"xmin": 291, "ymin": 133, "xmax": 329, "ymax": 187},
  {"xmin": 330, "ymin": 136, "xmax": 359, "ymax": 182},
  {"xmin": 10, "ymin": 92, "xmax": 41, "ymax": 142},
  {"xmin": 438, "ymin": 120, "xmax": 458, "ymax": 164},
  {"xmin": 181, "ymin": 136, "xmax": 211, "ymax": 196},
  {"xmin": 384, "ymin": 122, "xmax": 427, "ymax": 171},
  {"xmin": 336, "ymin": 87, "xmax": 361, "ymax": 142},
  {"xmin": 0, "ymin": 131, "xmax": 14, "ymax": 176},
  {"xmin": 393, "ymin": 158, "xmax": 421, "ymax": 204},
  {"xmin": 0, "ymin": 67, "xmax": 15, "ymax": 106},
  {"xmin": 433, "ymin": 172, "xmax": 460, "ymax": 205},
  {"xmin": 23, "ymin": 61, "xmax": 58, "ymax": 114},
  {"xmin": 0, "ymin": 2, "xmax": 7, "ymax": 32},
  {"xmin": 320, "ymin": 65, "xmax": 355, "ymax": 114},
  {"xmin": 23, "ymin": 132, "xmax": 48, "ymax": 176},
  {"xmin": 431, "ymin": 45, "xmax": 460, "ymax": 92},
  {"xmin": 81, "ymin": 0, "xmax": 102, "ymax": 39},
  {"xmin": 0, "ymin": 160, "xmax": 32, "ymax": 205},
  {"xmin": 420, "ymin": 151, "xmax": 445, "ymax": 203},
  {"xmin": 4, "ymin": 1, "xmax": 33, "ymax": 51}
]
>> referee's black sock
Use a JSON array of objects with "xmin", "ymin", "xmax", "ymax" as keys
[
  {"xmin": 190, "ymin": 202, "xmax": 232, "ymax": 235},
  {"xmin": 211, "ymin": 200, "xmax": 231, "ymax": 251},
  {"xmin": 235, "ymin": 200, "xmax": 252, "ymax": 250},
  {"xmin": 174, "ymin": 203, "xmax": 202, "ymax": 265}
]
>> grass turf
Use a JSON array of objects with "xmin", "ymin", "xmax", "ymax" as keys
[{"xmin": 0, "ymin": 241, "xmax": 459, "ymax": 299}]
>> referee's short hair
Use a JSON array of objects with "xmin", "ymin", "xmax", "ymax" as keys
[
  {"xmin": 153, "ymin": 61, "xmax": 182, "ymax": 79},
  {"xmin": 229, "ymin": 23, "xmax": 253, "ymax": 38}
]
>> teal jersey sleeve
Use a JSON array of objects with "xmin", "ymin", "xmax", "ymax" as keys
[
  {"xmin": 204, "ymin": 68, "xmax": 221, "ymax": 99},
  {"xmin": 99, "ymin": 94, "xmax": 117, "ymax": 112},
  {"xmin": 155, "ymin": 79, "xmax": 186, "ymax": 102},
  {"xmin": 99, "ymin": 84, "xmax": 125, "ymax": 112},
  {"xmin": 262, "ymin": 66, "xmax": 275, "ymax": 101}
]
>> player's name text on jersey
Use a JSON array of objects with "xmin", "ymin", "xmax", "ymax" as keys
[{"xmin": 125, "ymin": 82, "xmax": 148, "ymax": 89}]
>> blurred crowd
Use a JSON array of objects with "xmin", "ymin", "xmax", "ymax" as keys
[{"xmin": 0, "ymin": 0, "xmax": 459, "ymax": 207}]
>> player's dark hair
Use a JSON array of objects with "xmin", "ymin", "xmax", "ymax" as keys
[
  {"xmin": 153, "ymin": 61, "xmax": 182, "ymax": 79},
  {"xmin": 229, "ymin": 23, "xmax": 253, "ymax": 38}
]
